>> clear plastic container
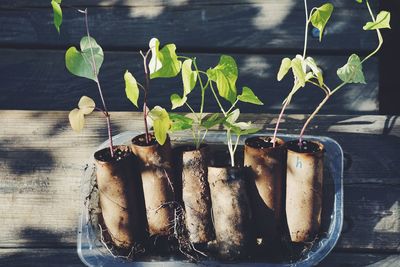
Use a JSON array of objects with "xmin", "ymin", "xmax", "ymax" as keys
[{"xmin": 77, "ymin": 131, "xmax": 343, "ymax": 267}]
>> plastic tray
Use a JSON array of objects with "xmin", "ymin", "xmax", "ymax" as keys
[{"xmin": 77, "ymin": 131, "xmax": 343, "ymax": 267}]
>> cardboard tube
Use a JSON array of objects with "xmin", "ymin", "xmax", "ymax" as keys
[
  {"xmin": 94, "ymin": 145, "xmax": 146, "ymax": 248},
  {"xmin": 182, "ymin": 145, "xmax": 214, "ymax": 243},
  {"xmin": 286, "ymin": 140, "xmax": 324, "ymax": 242},
  {"xmin": 131, "ymin": 134, "xmax": 175, "ymax": 236},
  {"xmin": 208, "ymin": 166, "xmax": 251, "ymax": 260},
  {"xmin": 244, "ymin": 136, "xmax": 286, "ymax": 244}
]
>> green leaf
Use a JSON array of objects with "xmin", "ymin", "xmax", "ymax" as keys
[
  {"xmin": 291, "ymin": 58, "xmax": 306, "ymax": 87},
  {"xmin": 69, "ymin": 108, "xmax": 84, "ymax": 132},
  {"xmin": 51, "ymin": 0, "xmax": 62, "ymax": 33},
  {"xmin": 363, "ymin": 11, "xmax": 391, "ymax": 30},
  {"xmin": 149, "ymin": 38, "xmax": 182, "ymax": 79},
  {"xmin": 277, "ymin": 57, "xmax": 292, "ymax": 81},
  {"xmin": 226, "ymin": 109, "xmax": 240, "ymax": 124},
  {"xmin": 182, "ymin": 59, "xmax": 197, "ymax": 95},
  {"xmin": 169, "ymin": 113, "xmax": 193, "ymax": 132},
  {"xmin": 170, "ymin": 94, "xmax": 187, "ymax": 110},
  {"xmin": 310, "ymin": 3, "xmax": 334, "ymax": 42},
  {"xmin": 78, "ymin": 96, "xmax": 95, "ymax": 115},
  {"xmin": 237, "ymin": 87, "xmax": 263, "ymax": 105},
  {"xmin": 148, "ymin": 106, "xmax": 171, "ymax": 145},
  {"xmin": 225, "ymin": 121, "xmax": 260, "ymax": 136},
  {"xmin": 356, "ymin": 0, "xmax": 362, "ymax": 3},
  {"xmin": 337, "ymin": 54, "xmax": 366, "ymax": 84},
  {"xmin": 305, "ymin": 57, "xmax": 324, "ymax": 86},
  {"xmin": 65, "ymin": 37, "xmax": 104, "ymax": 81},
  {"xmin": 207, "ymin": 55, "xmax": 238, "ymax": 104},
  {"xmin": 201, "ymin": 113, "xmax": 226, "ymax": 129},
  {"xmin": 124, "ymin": 70, "xmax": 139, "ymax": 108}
]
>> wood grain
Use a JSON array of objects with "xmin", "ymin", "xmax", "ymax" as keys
[
  {"xmin": 0, "ymin": 49, "xmax": 379, "ymax": 113},
  {"xmin": 0, "ymin": 111, "xmax": 398, "ymax": 251},
  {"xmin": 0, "ymin": 1, "xmax": 376, "ymax": 51},
  {"xmin": 0, "ymin": 248, "xmax": 398, "ymax": 267}
]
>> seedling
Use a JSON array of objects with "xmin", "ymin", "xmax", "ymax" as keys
[
  {"xmin": 168, "ymin": 55, "xmax": 225, "ymax": 149},
  {"xmin": 273, "ymin": 0, "xmax": 391, "ymax": 147},
  {"xmin": 124, "ymin": 38, "xmax": 182, "ymax": 145},
  {"xmin": 207, "ymin": 55, "xmax": 264, "ymax": 167}
]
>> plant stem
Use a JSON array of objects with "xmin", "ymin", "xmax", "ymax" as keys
[
  {"xmin": 272, "ymin": 96, "xmax": 290, "ymax": 148},
  {"xmin": 361, "ymin": 0, "xmax": 383, "ymax": 64},
  {"xmin": 83, "ymin": 9, "xmax": 113, "ymax": 157},
  {"xmin": 140, "ymin": 49, "xmax": 151, "ymax": 144},
  {"xmin": 298, "ymin": 92, "xmax": 329, "ymax": 145},
  {"xmin": 210, "ymin": 82, "xmax": 227, "ymax": 116},
  {"xmin": 227, "ymin": 129, "xmax": 235, "ymax": 167},
  {"xmin": 302, "ymin": 0, "xmax": 309, "ymax": 59}
]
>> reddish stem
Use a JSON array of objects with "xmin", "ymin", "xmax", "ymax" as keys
[
  {"xmin": 141, "ymin": 50, "xmax": 151, "ymax": 144},
  {"xmin": 272, "ymin": 99, "xmax": 289, "ymax": 148},
  {"xmin": 83, "ymin": 9, "xmax": 114, "ymax": 156}
]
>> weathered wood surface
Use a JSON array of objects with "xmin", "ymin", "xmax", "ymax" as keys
[
  {"xmin": 0, "ymin": 248, "xmax": 399, "ymax": 267},
  {"xmin": 0, "ymin": 49, "xmax": 379, "ymax": 113},
  {"xmin": 0, "ymin": 1, "xmax": 376, "ymax": 51},
  {"xmin": 0, "ymin": 111, "xmax": 399, "ymax": 253}
]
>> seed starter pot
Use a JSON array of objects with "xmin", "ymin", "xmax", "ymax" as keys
[
  {"xmin": 94, "ymin": 145, "xmax": 146, "ymax": 248},
  {"xmin": 208, "ymin": 166, "xmax": 252, "ymax": 260},
  {"xmin": 244, "ymin": 136, "xmax": 286, "ymax": 245},
  {"xmin": 181, "ymin": 145, "xmax": 214, "ymax": 244},
  {"xmin": 286, "ymin": 140, "xmax": 324, "ymax": 242},
  {"xmin": 131, "ymin": 134, "xmax": 175, "ymax": 237}
]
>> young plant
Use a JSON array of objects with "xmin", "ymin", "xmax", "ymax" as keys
[
  {"xmin": 169, "ymin": 56, "xmax": 224, "ymax": 150},
  {"xmin": 51, "ymin": 5, "xmax": 115, "ymax": 157},
  {"xmin": 207, "ymin": 55, "xmax": 264, "ymax": 167},
  {"xmin": 273, "ymin": 0, "xmax": 391, "ymax": 147},
  {"xmin": 124, "ymin": 38, "xmax": 182, "ymax": 145}
]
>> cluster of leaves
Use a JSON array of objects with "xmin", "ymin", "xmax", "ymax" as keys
[{"xmin": 274, "ymin": 0, "xmax": 391, "ymax": 144}]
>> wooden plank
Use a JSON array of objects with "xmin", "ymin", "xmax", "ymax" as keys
[
  {"xmin": 0, "ymin": 248, "xmax": 84, "ymax": 267},
  {"xmin": 0, "ymin": 0, "xmax": 375, "ymax": 8},
  {"xmin": 0, "ymin": 248, "xmax": 399, "ymax": 267},
  {"xmin": 0, "ymin": 49, "xmax": 379, "ymax": 113},
  {"xmin": 320, "ymin": 252, "xmax": 400, "ymax": 267},
  {"xmin": 0, "ymin": 111, "xmax": 399, "ymax": 250},
  {"xmin": 0, "ymin": 2, "xmax": 377, "ymax": 50}
]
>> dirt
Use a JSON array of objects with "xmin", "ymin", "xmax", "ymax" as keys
[
  {"xmin": 286, "ymin": 140, "xmax": 322, "ymax": 153},
  {"xmin": 94, "ymin": 146, "xmax": 132, "ymax": 162},
  {"xmin": 131, "ymin": 133, "xmax": 158, "ymax": 146},
  {"xmin": 245, "ymin": 136, "xmax": 278, "ymax": 149}
]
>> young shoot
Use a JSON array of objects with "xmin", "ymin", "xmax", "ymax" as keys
[
  {"xmin": 273, "ymin": 0, "xmax": 390, "ymax": 148},
  {"xmin": 169, "ymin": 56, "xmax": 224, "ymax": 150},
  {"xmin": 62, "ymin": 9, "xmax": 115, "ymax": 157},
  {"xmin": 207, "ymin": 55, "xmax": 263, "ymax": 167},
  {"xmin": 124, "ymin": 38, "xmax": 182, "ymax": 145}
]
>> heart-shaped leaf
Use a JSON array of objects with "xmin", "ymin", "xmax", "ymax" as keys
[
  {"xmin": 78, "ymin": 96, "xmax": 95, "ymax": 115},
  {"xmin": 337, "ymin": 54, "xmax": 366, "ymax": 84},
  {"xmin": 182, "ymin": 59, "xmax": 197, "ymax": 95},
  {"xmin": 69, "ymin": 108, "xmax": 84, "ymax": 132},
  {"xmin": 305, "ymin": 57, "xmax": 324, "ymax": 86},
  {"xmin": 65, "ymin": 36, "xmax": 104, "ymax": 81},
  {"xmin": 169, "ymin": 113, "xmax": 193, "ymax": 132},
  {"xmin": 51, "ymin": 0, "xmax": 62, "ymax": 33},
  {"xmin": 363, "ymin": 11, "xmax": 391, "ymax": 30},
  {"xmin": 291, "ymin": 58, "xmax": 306, "ymax": 87},
  {"xmin": 237, "ymin": 87, "xmax": 263, "ymax": 105},
  {"xmin": 201, "ymin": 113, "xmax": 226, "ymax": 129},
  {"xmin": 124, "ymin": 70, "xmax": 139, "ymax": 108},
  {"xmin": 149, "ymin": 38, "xmax": 181, "ymax": 79},
  {"xmin": 207, "ymin": 55, "xmax": 238, "ymax": 104},
  {"xmin": 170, "ymin": 93, "xmax": 187, "ymax": 110},
  {"xmin": 310, "ymin": 3, "xmax": 334, "ymax": 42},
  {"xmin": 148, "ymin": 106, "xmax": 171, "ymax": 145},
  {"xmin": 277, "ymin": 57, "xmax": 291, "ymax": 81},
  {"xmin": 226, "ymin": 109, "xmax": 240, "ymax": 124}
]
